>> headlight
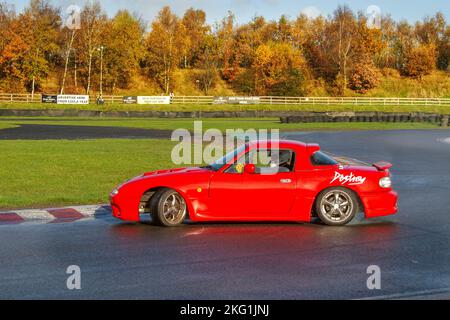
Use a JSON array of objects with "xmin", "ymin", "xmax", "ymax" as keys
[
  {"xmin": 379, "ymin": 177, "xmax": 392, "ymax": 188},
  {"xmin": 111, "ymin": 188, "xmax": 119, "ymax": 196}
]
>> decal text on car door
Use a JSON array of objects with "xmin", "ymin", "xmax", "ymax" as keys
[{"xmin": 331, "ymin": 172, "xmax": 366, "ymax": 186}]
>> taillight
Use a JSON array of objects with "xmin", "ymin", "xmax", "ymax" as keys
[{"xmin": 379, "ymin": 177, "xmax": 392, "ymax": 188}]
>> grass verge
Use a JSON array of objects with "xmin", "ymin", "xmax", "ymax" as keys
[
  {"xmin": 0, "ymin": 139, "xmax": 177, "ymax": 209},
  {"xmin": 0, "ymin": 123, "xmax": 17, "ymax": 130},
  {"xmin": 1, "ymin": 102, "xmax": 450, "ymax": 114}
]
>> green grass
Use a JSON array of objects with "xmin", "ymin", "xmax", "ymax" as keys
[
  {"xmin": 0, "ymin": 139, "xmax": 178, "ymax": 209},
  {"xmin": 0, "ymin": 123, "xmax": 17, "ymax": 130},
  {"xmin": 1, "ymin": 102, "xmax": 450, "ymax": 114},
  {"xmin": 0, "ymin": 117, "xmax": 442, "ymax": 131}
]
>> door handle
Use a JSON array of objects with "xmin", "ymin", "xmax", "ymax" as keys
[{"xmin": 280, "ymin": 179, "xmax": 292, "ymax": 184}]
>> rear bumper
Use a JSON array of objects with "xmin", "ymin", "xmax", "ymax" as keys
[{"xmin": 362, "ymin": 190, "xmax": 398, "ymax": 218}]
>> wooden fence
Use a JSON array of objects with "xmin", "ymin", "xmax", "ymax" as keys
[{"xmin": 1, "ymin": 93, "xmax": 449, "ymax": 106}]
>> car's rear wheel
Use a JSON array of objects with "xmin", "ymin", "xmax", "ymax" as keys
[
  {"xmin": 150, "ymin": 188, "xmax": 187, "ymax": 227},
  {"xmin": 315, "ymin": 187, "xmax": 358, "ymax": 226}
]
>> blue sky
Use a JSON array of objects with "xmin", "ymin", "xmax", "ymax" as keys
[{"xmin": 6, "ymin": 0, "xmax": 449, "ymax": 25}]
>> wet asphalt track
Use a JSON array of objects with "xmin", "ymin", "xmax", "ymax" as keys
[
  {"xmin": 1, "ymin": 129, "xmax": 450, "ymax": 299},
  {"xmin": 0, "ymin": 124, "xmax": 172, "ymax": 140}
]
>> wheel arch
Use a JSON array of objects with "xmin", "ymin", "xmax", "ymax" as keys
[
  {"xmin": 140, "ymin": 186, "xmax": 192, "ymax": 217},
  {"xmin": 311, "ymin": 186, "xmax": 365, "ymax": 217}
]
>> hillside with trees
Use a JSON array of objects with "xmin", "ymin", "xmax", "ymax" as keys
[{"xmin": 0, "ymin": 0, "xmax": 449, "ymax": 97}]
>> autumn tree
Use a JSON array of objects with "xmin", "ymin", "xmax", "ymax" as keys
[
  {"xmin": 329, "ymin": 5, "xmax": 357, "ymax": 95},
  {"xmin": 102, "ymin": 10, "xmax": 144, "ymax": 93},
  {"xmin": 228, "ymin": 16, "xmax": 270, "ymax": 72},
  {"xmin": 291, "ymin": 14, "xmax": 309, "ymax": 49},
  {"xmin": 275, "ymin": 15, "xmax": 292, "ymax": 43},
  {"xmin": 348, "ymin": 63, "xmax": 380, "ymax": 93},
  {"xmin": 402, "ymin": 44, "xmax": 437, "ymax": 79},
  {"xmin": 217, "ymin": 11, "xmax": 238, "ymax": 82},
  {"xmin": 442, "ymin": 25, "xmax": 450, "ymax": 71},
  {"xmin": 248, "ymin": 16, "xmax": 268, "ymax": 48},
  {"xmin": 348, "ymin": 15, "xmax": 383, "ymax": 93},
  {"xmin": 23, "ymin": 0, "xmax": 60, "ymax": 95},
  {"xmin": 18, "ymin": 13, "xmax": 46, "ymax": 96},
  {"xmin": 195, "ymin": 35, "xmax": 220, "ymax": 95},
  {"xmin": 1, "ymin": 3, "xmax": 449, "ymax": 96},
  {"xmin": 303, "ymin": 16, "xmax": 338, "ymax": 83},
  {"xmin": 376, "ymin": 15, "xmax": 397, "ymax": 69},
  {"xmin": 393, "ymin": 21, "xmax": 415, "ymax": 71},
  {"xmin": 75, "ymin": 1, "xmax": 107, "ymax": 94},
  {"xmin": 0, "ymin": 13, "xmax": 28, "ymax": 91},
  {"xmin": 0, "ymin": 2, "xmax": 13, "ymax": 44},
  {"xmin": 415, "ymin": 13, "xmax": 449, "ymax": 70},
  {"xmin": 180, "ymin": 8, "xmax": 209, "ymax": 68},
  {"xmin": 252, "ymin": 42, "xmax": 306, "ymax": 96},
  {"xmin": 59, "ymin": 3, "xmax": 80, "ymax": 95},
  {"xmin": 0, "ymin": 0, "xmax": 59, "ymax": 93},
  {"xmin": 144, "ymin": 6, "xmax": 183, "ymax": 94}
]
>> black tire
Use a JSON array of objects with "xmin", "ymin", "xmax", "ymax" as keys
[
  {"xmin": 315, "ymin": 187, "xmax": 359, "ymax": 226},
  {"xmin": 150, "ymin": 188, "xmax": 187, "ymax": 227}
]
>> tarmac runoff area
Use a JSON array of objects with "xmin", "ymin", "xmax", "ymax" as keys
[
  {"xmin": 0, "ymin": 129, "xmax": 449, "ymax": 299},
  {"xmin": 0, "ymin": 123, "xmax": 173, "ymax": 140}
]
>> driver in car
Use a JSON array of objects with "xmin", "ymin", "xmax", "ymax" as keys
[{"xmin": 257, "ymin": 150, "xmax": 293, "ymax": 174}]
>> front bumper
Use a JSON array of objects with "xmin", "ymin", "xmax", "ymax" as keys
[
  {"xmin": 109, "ymin": 191, "xmax": 141, "ymax": 222},
  {"xmin": 110, "ymin": 201, "xmax": 122, "ymax": 219},
  {"xmin": 362, "ymin": 190, "xmax": 398, "ymax": 218}
]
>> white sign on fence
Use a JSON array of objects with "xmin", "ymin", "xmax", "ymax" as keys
[
  {"xmin": 137, "ymin": 96, "xmax": 171, "ymax": 105},
  {"xmin": 57, "ymin": 95, "xmax": 89, "ymax": 105},
  {"xmin": 213, "ymin": 96, "xmax": 261, "ymax": 105}
]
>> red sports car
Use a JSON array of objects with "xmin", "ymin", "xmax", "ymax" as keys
[{"xmin": 110, "ymin": 140, "xmax": 398, "ymax": 226}]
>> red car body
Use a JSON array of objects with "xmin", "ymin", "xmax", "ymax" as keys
[{"xmin": 110, "ymin": 140, "xmax": 398, "ymax": 224}]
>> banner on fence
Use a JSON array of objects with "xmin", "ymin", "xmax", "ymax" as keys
[
  {"xmin": 41, "ymin": 94, "xmax": 58, "ymax": 104},
  {"xmin": 213, "ymin": 96, "xmax": 261, "ymax": 105},
  {"xmin": 137, "ymin": 96, "xmax": 171, "ymax": 105},
  {"xmin": 57, "ymin": 95, "xmax": 89, "ymax": 105},
  {"xmin": 123, "ymin": 96, "xmax": 138, "ymax": 104}
]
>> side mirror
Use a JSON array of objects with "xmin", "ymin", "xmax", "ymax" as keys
[{"xmin": 244, "ymin": 164, "xmax": 256, "ymax": 174}]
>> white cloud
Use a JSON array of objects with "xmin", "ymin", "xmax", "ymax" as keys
[{"xmin": 300, "ymin": 5, "xmax": 322, "ymax": 19}]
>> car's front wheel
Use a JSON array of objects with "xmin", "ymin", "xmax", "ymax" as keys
[
  {"xmin": 150, "ymin": 188, "xmax": 187, "ymax": 227},
  {"xmin": 315, "ymin": 187, "xmax": 358, "ymax": 226}
]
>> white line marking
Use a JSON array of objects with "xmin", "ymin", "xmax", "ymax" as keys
[
  {"xmin": 438, "ymin": 137, "xmax": 450, "ymax": 144},
  {"xmin": 356, "ymin": 287, "xmax": 450, "ymax": 300},
  {"xmin": 75, "ymin": 205, "xmax": 109, "ymax": 216},
  {"xmin": 0, "ymin": 204, "xmax": 110, "ymax": 221},
  {"xmin": 15, "ymin": 210, "xmax": 54, "ymax": 220}
]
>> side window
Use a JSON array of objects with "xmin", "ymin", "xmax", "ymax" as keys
[
  {"xmin": 226, "ymin": 149, "xmax": 295, "ymax": 174},
  {"xmin": 225, "ymin": 151, "xmax": 249, "ymax": 174},
  {"xmin": 311, "ymin": 151, "xmax": 338, "ymax": 166}
]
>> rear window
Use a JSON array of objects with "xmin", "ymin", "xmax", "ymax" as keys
[{"xmin": 311, "ymin": 151, "xmax": 338, "ymax": 166}]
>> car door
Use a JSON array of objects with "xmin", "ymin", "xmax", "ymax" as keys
[
  {"xmin": 240, "ymin": 149, "xmax": 297, "ymax": 217},
  {"xmin": 208, "ymin": 170, "xmax": 245, "ymax": 218},
  {"xmin": 240, "ymin": 171, "xmax": 296, "ymax": 217}
]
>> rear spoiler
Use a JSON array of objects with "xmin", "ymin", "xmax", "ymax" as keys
[{"xmin": 373, "ymin": 161, "xmax": 393, "ymax": 171}]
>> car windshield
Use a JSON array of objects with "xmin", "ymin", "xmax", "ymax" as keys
[{"xmin": 209, "ymin": 144, "xmax": 248, "ymax": 171}]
